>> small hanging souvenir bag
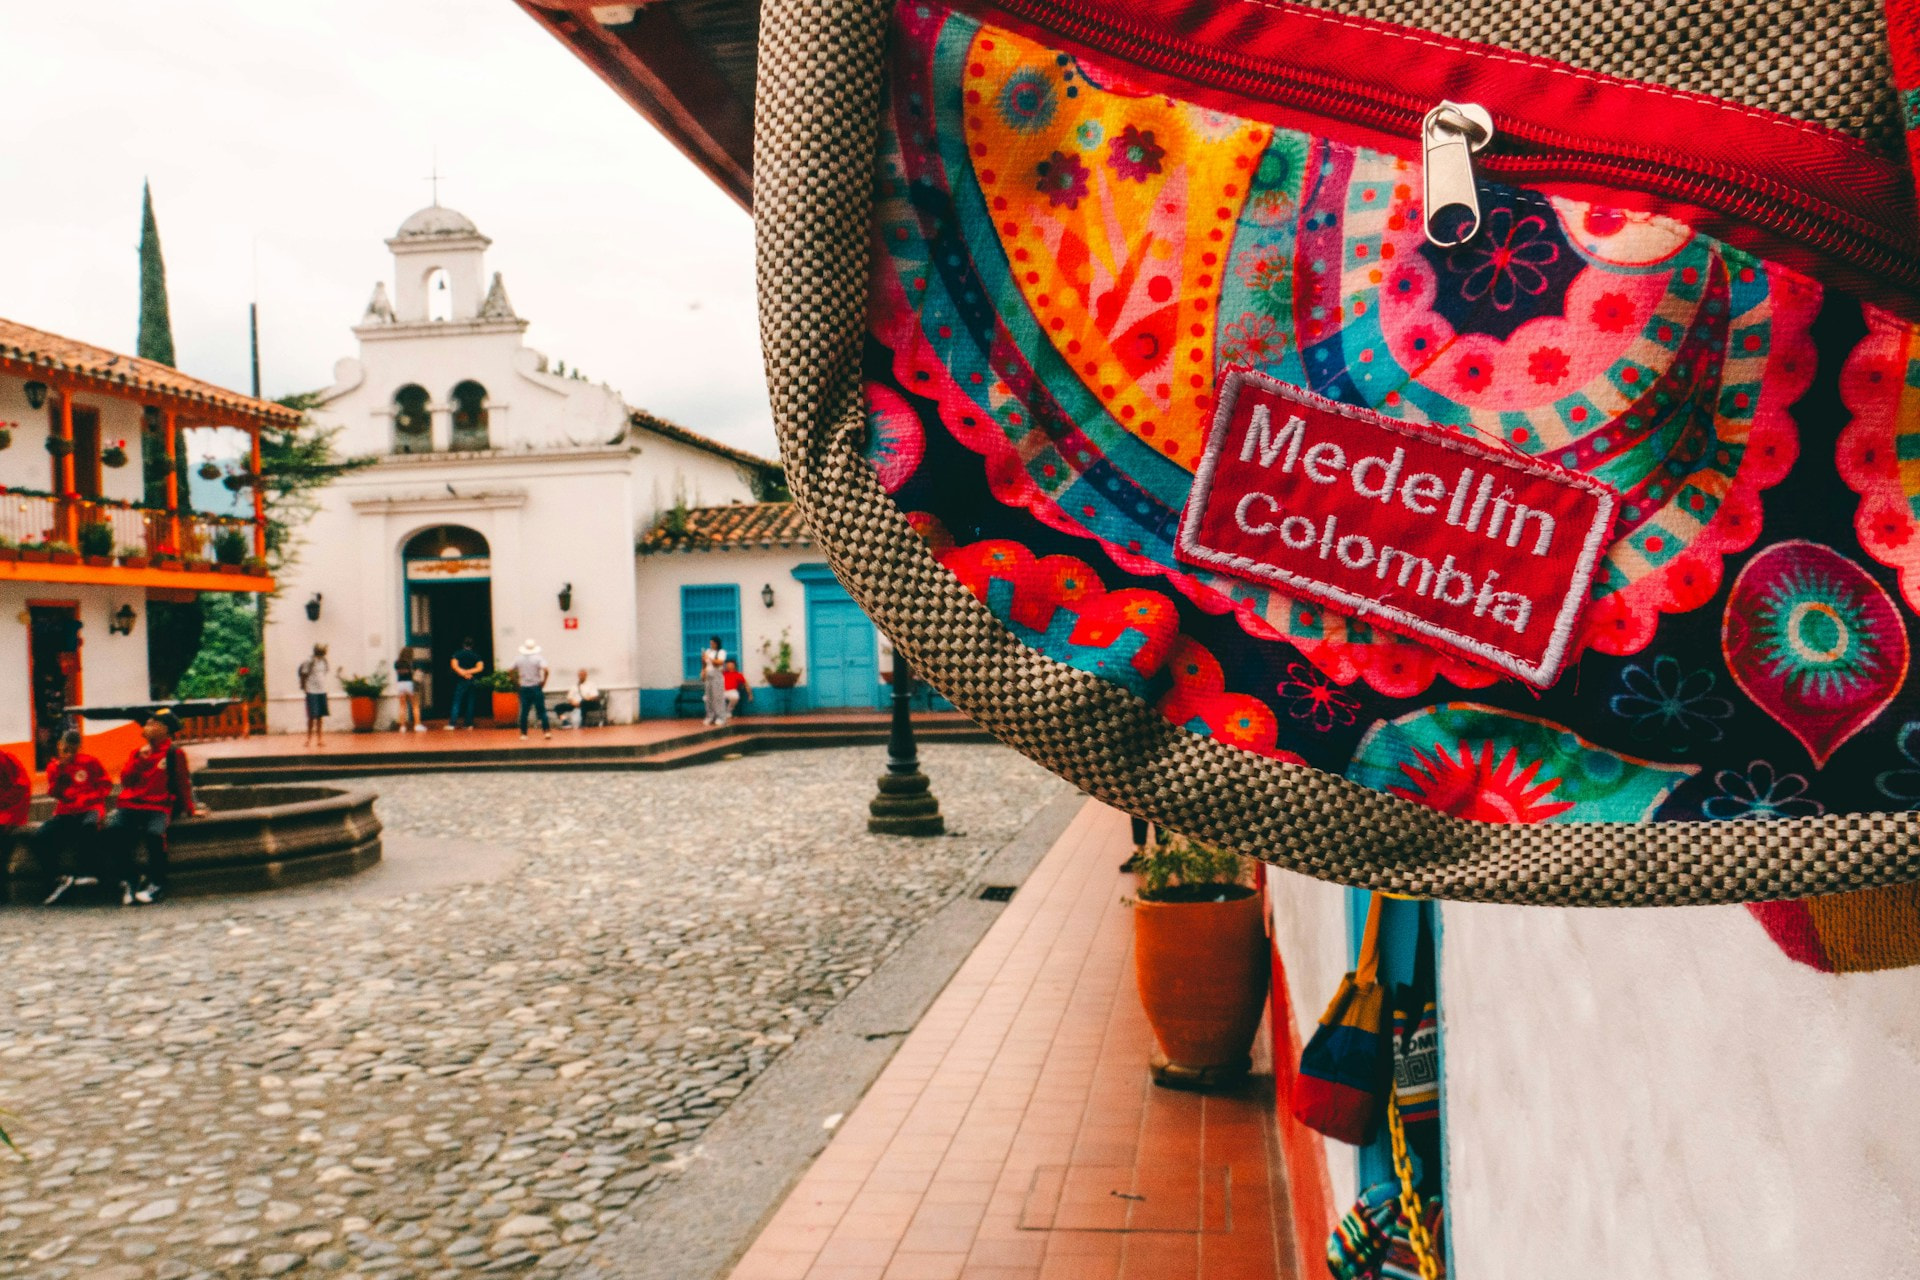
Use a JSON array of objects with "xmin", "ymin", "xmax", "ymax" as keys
[
  {"xmin": 745, "ymin": 0, "xmax": 1920, "ymax": 904},
  {"xmin": 1291, "ymin": 892, "xmax": 1390, "ymax": 1144}
]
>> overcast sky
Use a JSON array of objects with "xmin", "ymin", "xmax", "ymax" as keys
[{"xmin": 0, "ymin": 0, "xmax": 772, "ymax": 457}]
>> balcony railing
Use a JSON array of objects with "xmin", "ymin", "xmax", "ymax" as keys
[{"xmin": 0, "ymin": 490, "xmax": 262, "ymax": 569}]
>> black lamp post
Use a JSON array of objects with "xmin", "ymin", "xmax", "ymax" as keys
[{"xmin": 868, "ymin": 646, "xmax": 944, "ymax": 835}]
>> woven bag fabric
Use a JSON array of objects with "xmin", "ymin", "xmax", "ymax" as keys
[{"xmin": 753, "ymin": 0, "xmax": 1920, "ymax": 905}]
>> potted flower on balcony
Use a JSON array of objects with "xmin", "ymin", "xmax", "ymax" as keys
[
  {"xmin": 101, "ymin": 440, "xmax": 129, "ymax": 469},
  {"xmin": 243, "ymin": 555, "xmax": 267, "ymax": 576},
  {"xmin": 43, "ymin": 540, "xmax": 79, "ymax": 566},
  {"xmin": 118, "ymin": 545, "xmax": 150, "ymax": 570},
  {"xmin": 486, "ymin": 668, "xmax": 521, "ymax": 724},
  {"xmin": 0, "ymin": 421, "xmax": 16, "ymax": 450},
  {"xmin": 339, "ymin": 671, "xmax": 389, "ymax": 733},
  {"xmin": 79, "ymin": 521, "xmax": 115, "ymax": 566},
  {"xmin": 1130, "ymin": 834, "xmax": 1269, "ymax": 1090},
  {"xmin": 196, "ymin": 459, "xmax": 221, "ymax": 481},
  {"xmin": 213, "ymin": 527, "xmax": 249, "ymax": 573},
  {"xmin": 17, "ymin": 541, "xmax": 49, "ymax": 564},
  {"xmin": 0, "ymin": 538, "xmax": 20, "ymax": 563},
  {"xmin": 760, "ymin": 629, "xmax": 802, "ymax": 688}
]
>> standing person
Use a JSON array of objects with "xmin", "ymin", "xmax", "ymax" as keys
[
  {"xmin": 106, "ymin": 710, "xmax": 198, "ymax": 906},
  {"xmin": 701, "ymin": 636, "xmax": 728, "ymax": 725},
  {"xmin": 392, "ymin": 646, "xmax": 419, "ymax": 732},
  {"xmin": 722, "ymin": 660, "xmax": 752, "ymax": 719},
  {"xmin": 561, "ymin": 668, "xmax": 602, "ymax": 728},
  {"xmin": 298, "ymin": 643, "xmax": 331, "ymax": 749},
  {"xmin": 38, "ymin": 731, "xmax": 109, "ymax": 905},
  {"xmin": 448, "ymin": 637, "xmax": 484, "ymax": 730},
  {"xmin": 514, "ymin": 639, "xmax": 552, "ymax": 740}
]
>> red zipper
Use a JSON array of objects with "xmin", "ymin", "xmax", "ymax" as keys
[{"xmin": 982, "ymin": 0, "xmax": 1920, "ymax": 295}]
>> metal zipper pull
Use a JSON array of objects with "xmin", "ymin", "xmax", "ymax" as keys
[{"xmin": 1421, "ymin": 101, "xmax": 1495, "ymax": 249}]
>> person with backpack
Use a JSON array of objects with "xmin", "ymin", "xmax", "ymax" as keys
[
  {"xmin": 106, "ymin": 710, "xmax": 199, "ymax": 905},
  {"xmin": 38, "ymin": 730, "xmax": 110, "ymax": 905},
  {"xmin": 299, "ymin": 643, "xmax": 331, "ymax": 748}
]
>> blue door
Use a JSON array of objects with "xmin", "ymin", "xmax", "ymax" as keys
[
  {"xmin": 805, "ymin": 595, "xmax": 878, "ymax": 708},
  {"xmin": 681, "ymin": 585, "xmax": 741, "ymax": 679}
]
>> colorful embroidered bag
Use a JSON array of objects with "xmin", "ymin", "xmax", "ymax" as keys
[
  {"xmin": 1292, "ymin": 892, "xmax": 1389, "ymax": 1143},
  {"xmin": 1327, "ymin": 1179, "xmax": 1399, "ymax": 1280},
  {"xmin": 735, "ymin": 0, "xmax": 1920, "ymax": 904},
  {"xmin": 1391, "ymin": 914, "xmax": 1440, "ymax": 1128}
]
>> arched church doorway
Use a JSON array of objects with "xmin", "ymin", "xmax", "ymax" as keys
[{"xmin": 402, "ymin": 525, "xmax": 493, "ymax": 719}]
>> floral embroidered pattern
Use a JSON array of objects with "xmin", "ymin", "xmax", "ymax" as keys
[
  {"xmin": 1701, "ymin": 761, "xmax": 1824, "ymax": 820},
  {"xmin": 1441, "ymin": 206, "xmax": 1563, "ymax": 311},
  {"xmin": 1106, "ymin": 124, "xmax": 1164, "ymax": 180},
  {"xmin": 1275, "ymin": 662, "xmax": 1360, "ymax": 732},
  {"xmin": 1609, "ymin": 655, "xmax": 1733, "ymax": 749},
  {"xmin": 1035, "ymin": 150, "xmax": 1090, "ymax": 208}
]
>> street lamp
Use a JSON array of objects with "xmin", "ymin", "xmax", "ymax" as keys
[
  {"xmin": 558, "ymin": 583, "xmax": 573, "ymax": 612},
  {"xmin": 109, "ymin": 605, "xmax": 137, "ymax": 636},
  {"xmin": 761, "ymin": 583, "xmax": 775, "ymax": 608},
  {"xmin": 868, "ymin": 645, "xmax": 943, "ymax": 835},
  {"xmin": 22, "ymin": 381, "xmax": 47, "ymax": 410},
  {"xmin": 305, "ymin": 593, "xmax": 323, "ymax": 621}
]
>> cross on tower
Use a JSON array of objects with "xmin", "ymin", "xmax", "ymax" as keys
[{"xmin": 425, "ymin": 151, "xmax": 447, "ymax": 206}]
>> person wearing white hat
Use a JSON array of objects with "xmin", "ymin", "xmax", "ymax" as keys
[{"xmin": 513, "ymin": 638, "xmax": 552, "ymax": 739}]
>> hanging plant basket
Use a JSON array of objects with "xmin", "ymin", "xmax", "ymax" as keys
[
  {"xmin": 44, "ymin": 436, "xmax": 72, "ymax": 457},
  {"xmin": 222, "ymin": 470, "xmax": 253, "ymax": 492},
  {"xmin": 197, "ymin": 461, "xmax": 222, "ymax": 481},
  {"xmin": 102, "ymin": 445, "xmax": 128, "ymax": 469},
  {"xmin": 0, "ymin": 429, "xmax": 13, "ymax": 451}
]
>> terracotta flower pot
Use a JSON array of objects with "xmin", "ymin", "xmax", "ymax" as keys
[
  {"xmin": 21, "ymin": 549, "xmax": 52, "ymax": 564},
  {"xmin": 1132, "ymin": 887, "xmax": 1269, "ymax": 1089},
  {"xmin": 83, "ymin": 554, "xmax": 112, "ymax": 567},
  {"xmin": 118, "ymin": 555, "xmax": 149, "ymax": 569},
  {"xmin": 492, "ymin": 690, "xmax": 520, "ymax": 723},
  {"xmin": 349, "ymin": 695, "xmax": 378, "ymax": 732},
  {"xmin": 764, "ymin": 669, "xmax": 801, "ymax": 689},
  {"xmin": 48, "ymin": 551, "xmax": 79, "ymax": 565}
]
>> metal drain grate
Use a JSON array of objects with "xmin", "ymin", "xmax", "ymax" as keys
[{"xmin": 976, "ymin": 884, "xmax": 1017, "ymax": 902}]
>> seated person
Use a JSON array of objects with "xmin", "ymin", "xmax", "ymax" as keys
[
  {"xmin": 559, "ymin": 668, "xmax": 603, "ymax": 727},
  {"xmin": 106, "ymin": 710, "xmax": 201, "ymax": 906},
  {"xmin": 0, "ymin": 746, "xmax": 29, "ymax": 888},
  {"xmin": 39, "ymin": 730, "xmax": 111, "ymax": 904},
  {"xmin": 722, "ymin": 660, "xmax": 752, "ymax": 716}
]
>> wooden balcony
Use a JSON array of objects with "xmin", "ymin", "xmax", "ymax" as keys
[{"xmin": 0, "ymin": 491, "xmax": 272, "ymax": 592}]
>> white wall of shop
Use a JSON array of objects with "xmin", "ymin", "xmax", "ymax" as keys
[
  {"xmin": 1266, "ymin": 872, "xmax": 1920, "ymax": 1278},
  {"xmin": 0, "ymin": 379, "xmax": 147, "ymax": 506},
  {"xmin": 632, "ymin": 546, "xmax": 818, "ymax": 691},
  {"xmin": 0, "ymin": 580, "xmax": 148, "ymax": 755}
]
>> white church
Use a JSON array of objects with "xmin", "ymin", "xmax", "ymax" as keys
[{"xmin": 262, "ymin": 204, "xmax": 884, "ymax": 731}]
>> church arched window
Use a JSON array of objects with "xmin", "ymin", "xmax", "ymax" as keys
[
  {"xmin": 425, "ymin": 267, "xmax": 452, "ymax": 322},
  {"xmin": 393, "ymin": 384, "xmax": 433, "ymax": 454},
  {"xmin": 450, "ymin": 381, "xmax": 490, "ymax": 451}
]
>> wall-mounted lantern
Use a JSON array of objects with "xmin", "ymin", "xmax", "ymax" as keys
[
  {"xmin": 558, "ymin": 583, "xmax": 573, "ymax": 612},
  {"xmin": 305, "ymin": 593, "xmax": 323, "ymax": 622},
  {"xmin": 761, "ymin": 583, "xmax": 776, "ymax": 608},
  {"xmin": 109, "ymin": 604, "xmax": 137, "ymax": 636},
  {"xmin": 22, "ymin": 381, "xmax": 48, "ymax": 410}
]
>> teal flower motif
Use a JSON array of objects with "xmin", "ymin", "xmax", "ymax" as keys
[
  {"xmin": 1076, "ymin": 120, "xmax": 1103, "ymax": 149},
  {"xmin": 996, "ymin": 69, "xmax": 1056, "ymax": 134}
]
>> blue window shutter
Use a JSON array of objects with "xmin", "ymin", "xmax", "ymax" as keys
[{"xmin": 680, "ymin": 585, "xmax": 742, "ymax": 680}]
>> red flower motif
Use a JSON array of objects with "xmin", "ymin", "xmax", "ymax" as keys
[
  {"xmin": 1275, "ymin": 662, "xmax": 1359, "ymax": 731},
  {"xmin": 1036, "ymin": 151, "xmax": 1091, "ymax": 209},
  {"xmin": 1591, "ymin": 291, "xmax": 1635, "ymax": 333},
  {"xmin": 1221, "ymin": 314, "xmax": 1281, "ymax": 366},
  {"xmin": 1106, "ymin": 125, "xmax": 1165, "ymax": 183},
  {"xmin": 1444, "ymin": 206, "xmax": 1559, "ymax": 311},
  {"xmin": 1454, "ymin": 353, "xmax": 1494, "ymax": 392},
  {"xmin": 1528, "ymin": 346, "xmax": 1570, "ymax": 385}
]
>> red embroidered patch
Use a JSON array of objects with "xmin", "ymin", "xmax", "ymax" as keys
[{"xmin": 1177, "ymin": 370, "xmax": 1618, "ymax": 687}]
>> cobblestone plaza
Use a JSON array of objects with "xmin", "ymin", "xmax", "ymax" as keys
[{"xmin": 0, "ymin": 746, "xmax": 1066, "ymax": 1280}]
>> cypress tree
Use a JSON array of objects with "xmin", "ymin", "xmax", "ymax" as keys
[{"xmin": 137, "ymin": 180, "xmax": 175, "ymax": 367}]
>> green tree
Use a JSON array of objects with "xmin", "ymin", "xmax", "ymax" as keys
[
  {"xmin": 256, "ymin": 390, "xmax": 375, "ymax": 593},
  {"xmin": 747, "ymin": 464, "xmax": 790, "ymax": 502},
  {"xmin": 137, "ymin": 180, "xmax": 175, "ymax": 367},
  {"xmin": 174, "ymin": 593, "xmax": 263, "ymax": 700}
]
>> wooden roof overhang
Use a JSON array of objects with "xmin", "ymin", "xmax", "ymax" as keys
[{"xmin": 514, "ymin": 0, "xmax": 759, "ymax": 208}]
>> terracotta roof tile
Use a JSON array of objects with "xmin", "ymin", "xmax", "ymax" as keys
[
  {"xmin": 629, "ymin": 408, "xmax": 776, "ymax": 471},
  {"xmin": 638, "ymin": 500, "xmax": 811, "ymax": 551},
  {"xmin": 0, "ymin": 318, "xmax": 300, "ymax": 427}
]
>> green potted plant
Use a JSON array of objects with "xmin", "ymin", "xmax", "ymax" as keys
[
  {"xmin": 43, "ymin": 539, "xmax": 78, "ymax": 565},
  {"xmin": 118, "ymin": 544, "xmax": 150, "ymax": 570},
  {"xmin": 1129, "ymin": 834, "xmax": 1268, "ymax": 1090},
  {"xmin": 44, "ymin": 436, "xmax": 71, "ymax": 457},
  {"xmin": 338, "ymin": 671, "xmax": 388, "ymax": 732},
  {"xmin": 0, "ymin": 420, "xmax": 16, "ymax": 450},
  {"xmin": 196, "ymin": 459, "xmax": 221, "ymax": 481},
  {"xmin": 243, "ymin": 555, "xmax": 268, "ymax": 576},
  {"xmin": 101, "ymin": 440, "xmax": 129, "ymax": 469},
  {"xmin": 17, "ymin": 541, "xmax": 49, "ymax": 564},
  {"xmin": 486, "ymin": 667, "xmax": 521, "ymax": 724},
  {"xmin": 213, "ymin": 527, "xmax": 248, "ymax": 571},
  {"xmin": 0, "ymin": 537, "xmax": 20, "ymax": 563},
  {"xmin": 760, "ymin": 629, "xmax": 801, "ymax": 688},
  {"xmin": 78, "ymin": 520, "xmax": 114, "ymax": 565}
]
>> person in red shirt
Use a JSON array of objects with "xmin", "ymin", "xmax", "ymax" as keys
[
  {"xmin": 0, "ymin": 745, "xmax": 30, "ymax": 881},
  {"xmin": 38, "ymin": 730, "xmax": 111, "ymax": 905},
  {"xmin": 722, "ymin": 660, "xmax": 752, "ymax": 718},
  {"xmin": 106, "ymin": 710, "xmax": 199, "ymax": 906}
]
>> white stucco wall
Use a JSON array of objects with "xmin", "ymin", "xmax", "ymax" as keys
[
  {"xmin": 632, "ymin": 546, "xmax": 821, "ymax": 691},
  {"xmin": 0, "ymin": 380, "xmax": 148, "ymax": 507},
  {"xmin": 1440, "ymin": 901, "xmax": 1920, "ymax": 1278},
  {"xmin": 1267, "ymin": 871, "xmax": 1920, "ymax": 1276},
  {"xmin": 631, "ymin": 433, "xmax": 758, "ymax": 531},
  {"xmin": 0, "ymin": 581, "xmax": 149, "ymax": 751}
]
